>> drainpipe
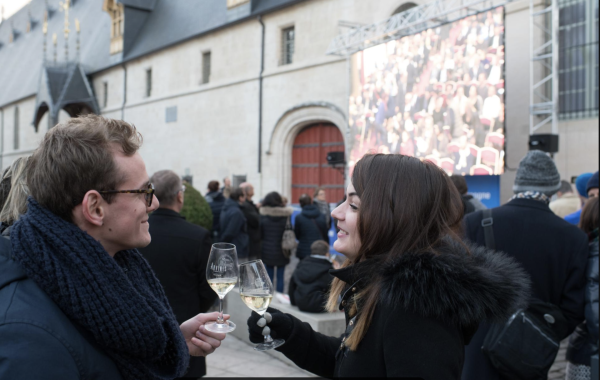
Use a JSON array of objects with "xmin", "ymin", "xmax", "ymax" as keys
[
  {"xmin": 121, "ymin": 63, "xmax": 127, "ymax": 120},
  {"xmin": 257, "ymin": 16, "xmax": 265, "ymax": 174}
]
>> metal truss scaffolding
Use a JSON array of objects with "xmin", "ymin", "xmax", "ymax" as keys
[
  {"xmin": 529, "ymin": 0, "xmax": 559, "ymax": 135},
  {"xmin": 326, "ymin": 0, "xmax": 516, "ymax": 57}
]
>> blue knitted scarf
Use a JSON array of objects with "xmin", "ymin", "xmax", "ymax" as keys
[{"xmin": 11, "ymin": 198, "xmax": 189, "ymax": 380}]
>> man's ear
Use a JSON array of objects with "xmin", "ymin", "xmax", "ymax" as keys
[
  {"xmin": 177, "ymin": 191, "xmax": 184, "ymax": 205},
  {"xmin": 81, "ymin": 190, "xmax": 106, "ymax": 226}
]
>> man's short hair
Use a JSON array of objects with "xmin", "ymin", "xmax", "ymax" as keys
[
  {"xmin": 27, "ymin": 114, "xmax": 142, "ymax": 222},
  {"xmin": 299, "ymin": 194, "xmax": 312, "ymax": 207},
  {"xmin": 208, "ymin": 180, "xmax": 219, "ymax": 192},
  {"xmin": 310, "ymin": 240, "xmax": 329, "ymax": 256},
  {"xmin": 151, "ymin": 170, "xmax": 182, "ymax": 207},
  {"xmin": 558, "ymin": 180, "xmax": 573, "ymax": 194},
  {"xmin": 449, "ymin": 175, "xmax": 468, "ymax": 195},
  {"xmin": 230, "ymin": 188, "xmax": 244, "ymax": 201}
]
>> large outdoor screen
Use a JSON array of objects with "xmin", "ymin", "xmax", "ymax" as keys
[{"xmin": 348, "ymin": 7, "xmax": 505, "ymax": 175}]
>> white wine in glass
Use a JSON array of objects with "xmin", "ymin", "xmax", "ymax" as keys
[
  {"xmin": 205, "ymin": 243, "xmax": 239, "ymax": 333},
  {"xmin": 239, "ymin": 260, "xmax": 284, "ymax": 351}
]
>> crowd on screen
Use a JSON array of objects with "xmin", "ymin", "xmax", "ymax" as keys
[{"xmin": 349, "ymin": 7, "xmax": 506, "ymax": 175}]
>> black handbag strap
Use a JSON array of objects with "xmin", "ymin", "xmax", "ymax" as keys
[{"xmin": 481, "ymin": 208, "xmax": 495, "ymax": 250}]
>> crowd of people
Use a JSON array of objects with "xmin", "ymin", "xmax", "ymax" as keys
[
  {"xmin": 0, "ymin": 114, "xmax": 597, "ymax": 380},
  {"xmin": 349, "ymin": 8, "xmax": 505, "ymax": 176}
]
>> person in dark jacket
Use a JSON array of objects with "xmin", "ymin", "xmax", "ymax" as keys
[
  {"xmin": 205, "ymin": 180, "xmax": 226, "ymax": 239},
  {"xmin": 247, "ymin": 154, "xmax": 529, "ymax": 379},
  {"xmin": 138, "ymin": 170, "xmax": 217, "ymax": 380},
  {"xmin": 294, "ymin": 194, "xmax": 328, "ymax": 260},
  {"xmin": 289, "ymin": 240, "xmax": 333, "ymax": 313},
  {"xmin": 313, "ymin": 187, "xmax": 331, "ymax": 228},
  {"xmin": 0, "ymin": 115, "xmax": 226, "ymax": 380},
  {"xmin": 240, "ymin": 182, "xmax": 261, "ymax": 261},
  {"xmin": 462, "ymin": 150, "xmax": 589, "ymax": 380},
  {"xmin": 566, "ymin": 196, "xmax": 599, "ymax": 380},
  {"xmin": 259, "ymin": 191, "xmax": 294, "ymax": 293},
  {"xmin": 219, "ymin": 188, "xmax": 249, "ymax": 258}
]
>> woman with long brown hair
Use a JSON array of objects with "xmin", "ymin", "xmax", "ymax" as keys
[{"xmin": 247, "ymin": 154, "xmax": 529, "ymax": 378}]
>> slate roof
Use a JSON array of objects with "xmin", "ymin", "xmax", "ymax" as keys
[{"xmin": 0, "ymin": 0, "xmax": 306, "ymax": 108}]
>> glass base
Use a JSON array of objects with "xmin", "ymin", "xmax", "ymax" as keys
[
  {"xmin": 254, "ymin": 339, "xmax": 285, "ymax": 351},
  {"xmin": 205, "ymin": 320, "xmax": 236, "ymax": 333}
]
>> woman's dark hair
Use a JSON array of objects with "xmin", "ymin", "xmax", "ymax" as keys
[
  {"xmin": 262, "ymin": 191, "xmax": 284, "ymax": 207},
  {"xmin": 299, "ymin": 194, "xmax": 312, "ymax": 208},
  {"xmin": 579, "ymin": 197, "xmax": 599, "ymax": 235},
  {"xmin": 207, "ymin": 180, "xmax": 219, "ymax": 192},
  {"xmin": 327, "ymin": 154, "xmax": 465, "ymax": 350}
]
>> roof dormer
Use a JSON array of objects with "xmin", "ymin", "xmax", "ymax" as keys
[
  {"xmin": 102, "ymin": 0, "xmax": 157, "ymax": 57},
  {"xmin": 102, "ymin": 0, "xmax": 124, "ymax": 55}
]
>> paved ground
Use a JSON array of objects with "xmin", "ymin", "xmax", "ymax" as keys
[{"xmin": 205, "ymin": 333, "xmax": 313, "ymax": 378}]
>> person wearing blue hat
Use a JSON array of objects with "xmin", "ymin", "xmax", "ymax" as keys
[{"xmin": 565, "ymin": 172, "xmax": 599, "ymax": 225}]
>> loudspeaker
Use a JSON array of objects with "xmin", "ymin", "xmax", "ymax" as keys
[
  {"xmin": 529, "ymin": 134, "xmax": 559, "ymax": 153},
  {"xmin": 326, "ymin": 151, "xmax": 345, "ymax": 165}
]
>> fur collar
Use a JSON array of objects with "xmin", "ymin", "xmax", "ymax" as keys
[
  {"xmin": 259, "ymin": 206, "xmax": 294, "ymax": 217},
  {"xmin": 364, "ymin": 240, "xmax": 530, "ymax": 327}
]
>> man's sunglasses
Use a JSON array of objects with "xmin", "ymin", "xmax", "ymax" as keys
[{"xmin": 99, "ymin": 183, "xmax": 155, "ymax": 207}]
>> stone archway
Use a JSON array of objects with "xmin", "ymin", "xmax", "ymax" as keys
[{"xmin": 263, "ymin": 102, "xmax": 347, "ymax": 200}]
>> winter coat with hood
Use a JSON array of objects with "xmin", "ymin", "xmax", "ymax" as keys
[
  {"xmin": 219, "ymin": 198, "xmax": 249, "ymax": 257},
  {"xmin": 567, "ymin": 231, "xmax": 599, "ymax": 366},
  {"xmin": 205, "ymin": 191, "xmax": 225, "ymax": 235},
  {"xmin": 288, "ymin": 255, "xmax": 333, "ymax": 313},
  {"xmin": 260, "ymin": 206, "xmax": 293, "ymax": 267},
  {"xmin": 274, "ymin": 240, "xmax": 530, "ymax": 379},
  {"xmin": 294, "ymin": 204, "xmax": 328, "ymax": 260}
]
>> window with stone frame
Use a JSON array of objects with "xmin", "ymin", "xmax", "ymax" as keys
[
  {"xmin": 202, "ymin": 51, "xmax": 211, "ymax": 84},
  {"xmin": 103, "ymin": 0, "xmax": 124, "ymax": 55},
  {"xmin": 145, "ymin": 68, "xmax": 152, "ymax": 98},
  {"xmin": 281, "ymin": 26, "xmax": 295, "ymax": 65}
]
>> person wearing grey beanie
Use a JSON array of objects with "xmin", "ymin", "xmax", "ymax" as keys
[{"xmin": 513, "ymin": 150, "xmax": 561, "ymax": 196}]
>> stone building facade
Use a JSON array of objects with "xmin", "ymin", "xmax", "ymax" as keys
[{"xmin": 0, "ymin": 0, "xmax": 597, "ymax": 202}]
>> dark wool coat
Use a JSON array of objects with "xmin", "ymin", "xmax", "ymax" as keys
[
  {"xmin": 288, "ymin": 256, "xmax": 333, "ymax": 313},
  {"xmin": 259, "ymin": 206, "xmax": 293, "ymax": 267},
  {"xmin": 294, "ymin": 204, "xmax": 329, "ymax": 260},
  {"xmin": 567, "ymin": 235, "xmax": 599, "ymax": 365},
  {"xmin": 275, "ymin": 240, "xmax": 530, "ymax": 379},
  {"xmin": 462, "ymin": 198, "xmax": 589, "ymax": 380},
  {"xmin": 240, "ymin": 200, "xmax": 261, "ymax": 259},
  {"xmin": 219, "ymin": 198, "xmax": 249, "ymax": 257},
  {"xmin": 138, "ymin": 208, "xmax": 216, "ymax": 378},
  {"xmin": 0, "ymin": 237, "xmax": 123, "ymax": 379},
  {"xmin": 205, "ymin": 191, "xmax": 225, "ymax": 235}
]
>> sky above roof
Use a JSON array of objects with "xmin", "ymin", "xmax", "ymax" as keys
[{"xmin": 0, "ymin": 0, "xmax": 29, "ymax": 19}]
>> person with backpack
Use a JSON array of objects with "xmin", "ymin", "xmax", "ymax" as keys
[
  {"xmin": 566, "ymin": 196, "xmax": 599, "ymax": 380},
  {"xmin": 462, "ymin": 150, "xmax": 589, "ymax": 380},
  {"xmin": 294, "ymin": 194, "xmax": 329, "ymax": 260},
  {"xmin": 246, "ymin": 154, "xmax": 529, "ymax": 378}
]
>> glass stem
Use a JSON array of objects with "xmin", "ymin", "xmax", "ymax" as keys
[
  {"xmin": 217, "ymin": 297, "xmax": 224, "ymax": 324},
  {"xmin": 264, "ymin": 334, "xmax": 274, "ymax": 344}
]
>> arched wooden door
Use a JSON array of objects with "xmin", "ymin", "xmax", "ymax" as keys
[{"xmin": 291, "ymin": 123, "xmax": 345, "ymax": 204}]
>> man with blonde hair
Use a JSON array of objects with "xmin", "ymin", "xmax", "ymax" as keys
[{"xmin": 0, "ymin": 115, "xmax": 226, "ymax": 379}]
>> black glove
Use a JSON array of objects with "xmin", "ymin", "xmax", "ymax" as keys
[{"xmin": 247, "ymin": 307, "xmax": 293, "ymax": 343}]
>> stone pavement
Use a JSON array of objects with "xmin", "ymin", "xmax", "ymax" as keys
[{"xmin": 205, "ymin": 333, "xmax": 314, "ymax": 378}]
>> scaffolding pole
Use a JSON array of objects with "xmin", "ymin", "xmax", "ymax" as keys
[{"xmin": 529, "ymin": 0, "xmax": 559, "ymax": 135}]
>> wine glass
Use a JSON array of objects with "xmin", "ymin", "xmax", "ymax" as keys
[
  {"xmin": 239, "ymin": 260, "xmax": 284, "ymax": 351},
  {"xmin": 205, "ymin": 243, "xmax": 239, "ymax": 333}
]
